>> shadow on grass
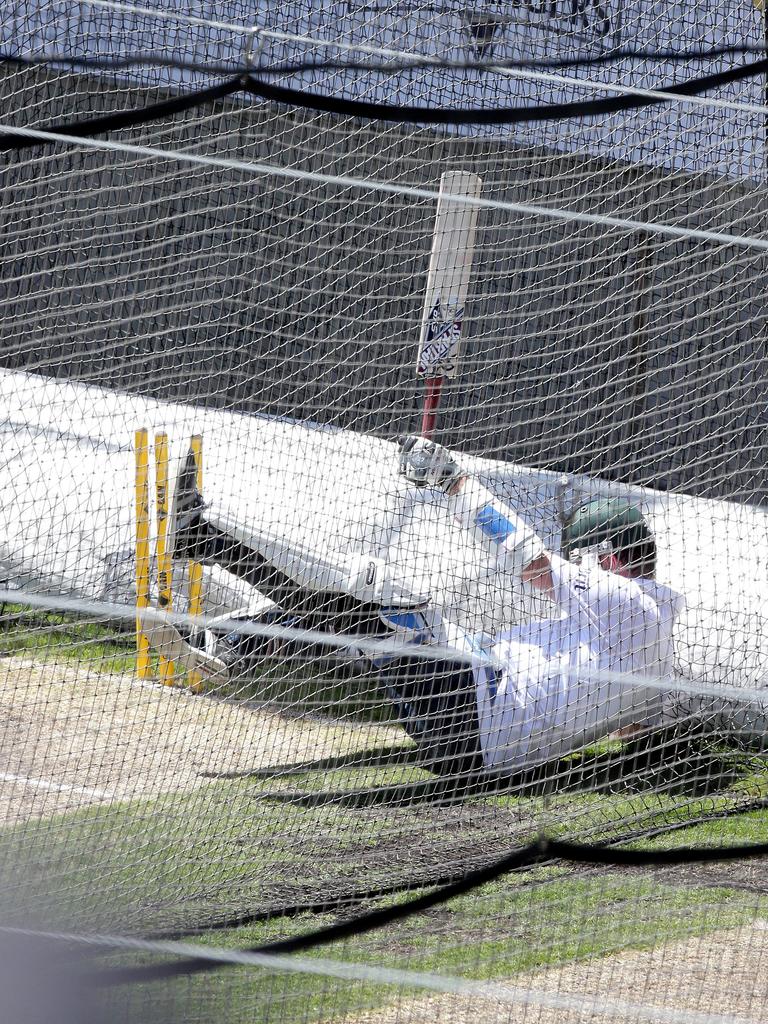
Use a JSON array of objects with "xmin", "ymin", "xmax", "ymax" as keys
[
  {"xmin": 255, "ymin": 727, "xmax": 762, "ymax": 809},
  {"xmin": 200, "ymin": 743, "xmax": 422, "ymax": 780},
  {"xmin": 1, "ymin": 608, "xmax": 762, "ymax": 816}
]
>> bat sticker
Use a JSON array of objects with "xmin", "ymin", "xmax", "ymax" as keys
[{"xmin": 417, "ymin": 296, "xmax": 464, "ymax": 376}]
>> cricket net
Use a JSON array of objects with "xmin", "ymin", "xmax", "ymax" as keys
[{"xmin": 0, "ymin": 1, "xmax": 767, "ymax": 1022}]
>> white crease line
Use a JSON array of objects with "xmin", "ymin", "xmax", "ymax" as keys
[{"xmin": 0, "ymin": 772, "xmax": 116, "ymax": 801}]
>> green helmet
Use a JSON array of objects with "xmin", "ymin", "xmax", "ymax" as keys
[{"xmin": 561, "ymin": 498, "xmax": 655, "ymax": 576}]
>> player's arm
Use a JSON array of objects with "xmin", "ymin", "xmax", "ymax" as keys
[{"xmin": 398, "ymin": 436, "xmax": 555, "ymax": 596}]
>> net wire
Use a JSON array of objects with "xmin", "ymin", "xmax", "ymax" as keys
[{"xmin": 0, "ymin": 2, "xmax": 767, "ymax": 1023}]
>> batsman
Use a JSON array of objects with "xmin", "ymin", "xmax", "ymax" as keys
[
  {"xmin": 144, "ymin": 435, "xmax": 685, "ymax": 778},
  {"xmin": 143, "ymin": 168, "xmax": 708, "ymax": 774},
  {"xmin": 142, "ymin": 169, "xmax": 766, "ymax": 768}
]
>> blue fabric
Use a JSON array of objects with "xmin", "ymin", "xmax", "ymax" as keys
[
  {"xmin": 486, "ymin": 669, "xmax": 499, "ymax": 706},
  {"xmin": 379, "ymin": 610, "xmax": 427, "ymax": 633},
  {"xmin": 475, "ymin": 503, "xmax": 517, "ymax": 543}
]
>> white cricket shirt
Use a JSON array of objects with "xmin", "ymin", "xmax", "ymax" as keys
[{"xmin": 474, "ymin": 554, "xmax": 684, "ymax": 773}]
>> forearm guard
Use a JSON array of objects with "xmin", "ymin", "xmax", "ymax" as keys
[{"xmin": 449, "ymin": 477, "xmax": 545, "ymax": 577}]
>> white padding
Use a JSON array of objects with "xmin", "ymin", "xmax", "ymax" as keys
[{"xmin": 204, "ymin": 506, "xmax": 430, "ymax": 608}]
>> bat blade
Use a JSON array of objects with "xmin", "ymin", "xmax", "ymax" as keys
[{"xmin": 416, "ymin": 170, "xmax": 482, "ymax": 380}]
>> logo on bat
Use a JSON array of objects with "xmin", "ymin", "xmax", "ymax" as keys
[{"xmin": 417, "ymin": 296, "xmax": 464, "ymax": 376}]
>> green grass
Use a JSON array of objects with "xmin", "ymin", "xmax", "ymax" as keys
[
  {"xmin": 4, "ymin": 626, "xmax": 768, "ymax": 1023},
  {"xmin": 3, "ymin": 756, "xmax": 767, "ymax": 1024},
  {"xmin": 166, "ymin": 807, "xmax": 768, "ymax": 1023},
  {"xmin": 3, "ymin": 749, "xmax": 767, "ymax": 934},
  {"xmin": 639, "ymin": 806, "xmax": 768, "ymax": 849},
  {"xmin": 0, "ymin": 604, "xmax": 136, "ymax": 673},
  {"xmin": 99, "ymin": 832, "xmax": 768, "ymax": 1024}
]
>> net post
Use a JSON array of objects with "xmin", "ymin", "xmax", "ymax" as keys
[
  {"xmin": 134, "ymin": 428, "xmax": 151, "ymax": 681},
  {"xmin": 154, "ymin": 432, "xmax": 175, "ymax": 685},
  {"xmin": 187, "ymin": 434, "xmax": 204, "ymax": 693}
]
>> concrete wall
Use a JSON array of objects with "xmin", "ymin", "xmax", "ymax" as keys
[{"xmin": 1, "ymin": 66, "xmax": 766, "ymax": 501}]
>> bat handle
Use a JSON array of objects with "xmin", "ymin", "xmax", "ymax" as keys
[{"xmin": 420, "ymin": 376, "xmax": 444, "ymax": 439}]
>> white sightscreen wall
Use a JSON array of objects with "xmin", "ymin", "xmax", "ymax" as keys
[{"xmin": 3, "ymin": 370, "xmax": 767, "ymax": 698}]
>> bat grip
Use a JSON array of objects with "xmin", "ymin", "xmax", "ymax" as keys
[{"xmin": 420, "ymin": 376, "xmax": 444, "ymax": 439}]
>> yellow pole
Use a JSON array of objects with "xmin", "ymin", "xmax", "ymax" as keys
[
  {"xmin": 154, "ymin": 432, "xmax": 175, "ymax": 685},
  {"xmin": 187, "ymin": 434, "xmax": 204, "ymax": 692},
  {"xmin": 134, "ymin": 428, "xmax": 151, "ymax": 680}
]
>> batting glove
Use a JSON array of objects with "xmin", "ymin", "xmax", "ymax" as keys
[{"xmin": 398, "ymin": 435, "xmax": 462, "ymax": 492}]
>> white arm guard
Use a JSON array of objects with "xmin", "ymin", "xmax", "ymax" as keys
[{"xmin": 449, "ymin": 477, "xmax": 546, "ymax": 577}]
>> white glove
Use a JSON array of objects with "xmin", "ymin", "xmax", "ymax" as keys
[{"xmin": 398, "ymin": 435, "xmax": 462, "ymax": 492}]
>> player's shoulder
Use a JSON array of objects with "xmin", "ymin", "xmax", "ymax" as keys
[
  {"xmin": 635, "ymin": 577, "xmax": 685, "ymax": 622},
  {"xmin": 578, "ymin": 562, "xmax": 662, "ymax": 615},
  {"xmin": 549, "ymin": 555, "xmax": 679, "ymax": 620}
]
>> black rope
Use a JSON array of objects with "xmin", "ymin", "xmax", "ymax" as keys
[
  {"xmin": 96, "ymin": 833, "xmax": 768, "ymax": 986},
  {"xmin": 241, "ymin": 57, "xmax": 768, "ymax": 124},
  {"xmin": 2, "ymin": 55, "xmax": 768, "ymax": 151},
  {"xmin": 0, "ymin": 76, "xmax": 242, "ymax": 151}
]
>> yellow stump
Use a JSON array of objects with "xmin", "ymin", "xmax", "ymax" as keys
[
  {"xmin": 134, "ymin": 428, "xmax": 151, "ymax": 680},
  {"xmin": 154, "ymin": 432, "xmax": 175, "ymax": 685},
  {"xmin": 187, "ymin": 434, "xmax": 204, "ymax": 692}
]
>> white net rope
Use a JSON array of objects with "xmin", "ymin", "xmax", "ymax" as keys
[
  {"xmin": 0, "ymin": 2, "xmax": 767, "ymax": 1023},
  {"xmin": 0, "ymin": 924, "xmax": 762, "ymax": 1024}
]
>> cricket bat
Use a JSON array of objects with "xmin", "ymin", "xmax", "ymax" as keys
[{"xmin": 416, "ymin": 170, "xmax": 482, "ymax": 437}]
